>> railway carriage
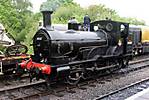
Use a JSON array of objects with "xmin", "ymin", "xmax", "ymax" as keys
[
  {"xmin": 128, "ymin": 25, "xmax": 149, "ymax": 55},
  {"xmin": 0, "ymin": 23, "xmax": 29, "ymax": 75}
]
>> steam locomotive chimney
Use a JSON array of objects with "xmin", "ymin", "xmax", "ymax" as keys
[{"xmin": 41, "ymin": 11, "xmax": 53, "ymax": 29}]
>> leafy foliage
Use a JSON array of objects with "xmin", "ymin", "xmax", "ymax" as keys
[
  {"xmin": 48, "ymin": 3, "xmax": 145, "ymax": 25},
  {"xmin": 0, "ymin": 0, "xmax": 40, "ymax": 53},
  {"xmin": 114, "ymin": 17, "xmax": 145, "ymax": 25},
  {"xmin": 85, "ymin": 5, "xmax": 118, "ymax": 21},
  {"xmin": 12, "ymin": 0, "xmax": 32, "ymax": 13},
  {"xmin": 40, "ymin": 0, "xmax": 73, "ymax": 11},
  {"xmin": 53, "ymin": 3, "xmax": 85, "ymax": 23}
]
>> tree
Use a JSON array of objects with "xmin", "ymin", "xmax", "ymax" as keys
[
  {"xmin": 53, "ymin": 3, "xmax": 84, "ymax": 23},
  {"xmin": 0, "ymin": 0, "xmax": 15, "ymax": 24},
  {"xmin": 12, "ymin": 0, "xmax": 32, "ymax": 13},
  {"xmin": 86, "ymin": 5, "xmax": 145, "ymax": 25},
  {"xmin": 24, "ymin": 13, "xmax": 41, "ymax": 53},
  {"xmin": 49, "ymin": 3, "xmax": 145, "ymax": 25},
  {"xmin": 52, "ymin": 4, "xmax": 118, "ymax": 24},
  {"xmin": 116, "ymin": 17, "xmax": 145, "ymax": 25},
  {"xmin": 40, "ymin": 0, "xmax": 73, "ymax": 11},
  {"xmin": 86, "ymin": 5, "xmax": 118, "ymax": 21},
  {"xmin": 0, "ymin": 0, "xmax": 40, "ymax": 42}
]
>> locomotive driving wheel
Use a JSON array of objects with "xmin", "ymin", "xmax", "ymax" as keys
[
  {"xmin": 66, "ymin": 71, "xmax": 83, "ymax": 85},
  {"xmin": 119, "ymin": 58, "xmax": 129, "ymax": 68}
]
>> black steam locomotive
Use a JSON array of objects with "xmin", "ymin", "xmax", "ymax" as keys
[{"xmin": 17, "ymin": 11, "xmax": 132, "ymax": 85}]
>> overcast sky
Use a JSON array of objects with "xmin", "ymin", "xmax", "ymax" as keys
[{"xmin": 30, "ymin": 0, "xmax": 149, "ymax": 25}]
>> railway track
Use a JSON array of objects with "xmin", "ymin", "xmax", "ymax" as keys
[
  {"xmin": 116, "ymin": 57, "xmax": 149, "ymax": 74},
  {"xmin": 0, "ymin": 80, "xmax": 46, "ymax": 100},
  {"xmin": 1, "ymin": 57, "xmax": 149, "ymax": 100},
  {"xmin": 94, "ymin": 77, "xmax": 149, "ymax": 100}
]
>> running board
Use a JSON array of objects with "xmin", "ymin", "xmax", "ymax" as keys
[{"xmin": 86, "ymin": 65, "xmax": 117, "ymax": 71}]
